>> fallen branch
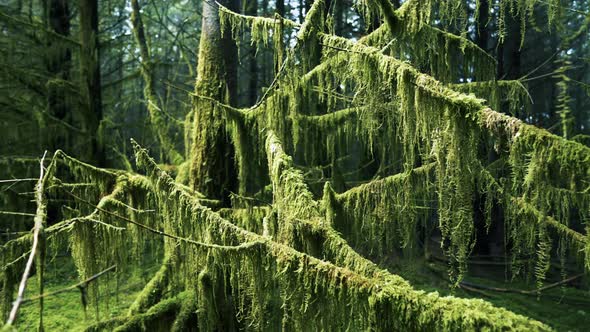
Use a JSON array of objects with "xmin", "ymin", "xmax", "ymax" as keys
[
  {"xmin": 0, "ymin": 211, "xmax": 35, "ymax": 217},
  {"xmin": 459, "ymin": 274, "xmax": 584, "ymax": 296},
  {"xmin": 0, "ymin": 178, "xmax": 38, "ymax": 183},
  {"xmin": 19, "ymin": 265, "xmax": 117, "ymax": 304}
]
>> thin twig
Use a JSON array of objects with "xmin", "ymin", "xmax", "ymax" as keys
[
  {"xmin": 459, "ymin": 274, "xmax": 583, "ymax": 296},
  {"xmin": 0, "ymin": 178, "xmax": 38, "ymax": 183},
  {"xmin": 0, "ymin": 211, "xmax": 36, "ymax": 217}
]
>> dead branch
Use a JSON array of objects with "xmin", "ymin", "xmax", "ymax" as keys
[
  {"xmin": 6, "ymin": 151, "xmax": 47, "ymax": 325},
  {"xmin": 459, "ymin": 274, "xmax": 584, "ymax": 296},
  {"xmin": 19, "ymin": 265, "xmax": 117, "ymax": 305}
]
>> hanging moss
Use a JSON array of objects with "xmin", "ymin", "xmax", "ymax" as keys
[
  {"xmin": 218, "ymin": 4, "xmax": 297, "ymax": 70},
  {"xmin": 435, "ymin": 0, "xmax": 561, "ymax": 45},
  {"xmin": 332, "ymin": 163, "xmax": 435, "ymax": 257},
  {"xmin": 316, "ymin": 31, "xmax": 590, "ymax": 284},
  {"xmin": 453, "ymin": 80, "xmax": 531, "ymax": 117},
  {"xmin": 361, "ymin": 8, "xmax": 496, "ymax": 83},
  {"xmin": 186, "ymin": 14, "xmax": 590, "ymax": 288},
  {"xmin": 130, "ymin": 139, "xmax": 551, "ymax": 330}
]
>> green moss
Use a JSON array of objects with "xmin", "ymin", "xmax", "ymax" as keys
[
  {"xmin": 127, "ymin": 256, "xmax": 172, "ymax": 316},
  {"xmin": 131, "ymin": 139, "xmax": 550, "ymax": 331},
  {"xmin": 333, "ymin": 163, "xmax": 435, "ymax": 257}
]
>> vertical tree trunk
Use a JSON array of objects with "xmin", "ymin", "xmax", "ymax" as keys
[
  {"xmin": 247, "ymin": 0, "xmax": 258, "ymax": 105},
  {"xmin": 45, "ymin": 0, "xmax": 72, "ymax": 152},
  {"xmin": 334, "ymin": 0, "xmax": 343, "ymax": 36},
  {"xmin": 190, "ymin": 1, "xmax": 241, "ymax": 315},
  {"xmin": 499, "ymin": 14, "xmax": 521, "ymax": 81},
  {"xmin": 189, "ymin": 0, "xmax": 237, "ymax": 201},
  {"xmin": 476, "ymin": 0, "xmax": 489, "ymax": 51},
  {"xmin": 276, "ymin": 0, "xmax": 284, "ymax": 16},
  {"xmin": 506, "ymin": 20, "xmax": 521, "ymax": 80},
  {"xmin": 78, "ymin": 0, "xmax": 104, "ymax": 165},
  {"xmin": 223, "ymin": 0, "xmax": 239, "ymax": 106}
]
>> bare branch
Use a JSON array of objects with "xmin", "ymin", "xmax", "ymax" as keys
[
  {"xmin": 6, "ymin": 151, "xmax": 48, "ymax": 326},
  {"xmin": 19, "ymin": 265, "xmax": 117, "ymax": 305}
]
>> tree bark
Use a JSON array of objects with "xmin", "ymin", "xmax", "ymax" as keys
[
  {"xmin": 130, "ymin": 0, "xmax": 184, "ymax": 164},
  {"xmin": 476, "ymin": 0, "xmax": 489, "ymax": 51},
  {"xmin": 276, "ymin": 0, "xmax": 285, "ymax": 16},
  {"xmin": 78, "ymin": 0, "xmax": 104, "ymax": 165},
  {"xmin": 498, "ymin": 13, "xmax": 521, "ymax": 81},
  {"xmin": 223, "ymin": 0, "xmax": 239, "ymax": 106},
  {"xmin": 189, "ymin": 0, "xmax": 237, "ymax": 202},
  {"xmin": 246, "ymin": 0, "xmax": 258, "ymax": 105},
  {"xmin": 45, "ymin": 0, "xmax": 72, "ymax": 152}
]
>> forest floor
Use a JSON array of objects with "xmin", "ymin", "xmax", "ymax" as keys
[
  {"xmin": 387, "ymin": 256, "xmax": 590, "ymax": 331},
  {"xmin": 16, "ymin": 255, "xmax": 158, "ymax": 331},
  {"xmin": 16, "ymin": 253, "xmax": 590, "ymax": 331}
]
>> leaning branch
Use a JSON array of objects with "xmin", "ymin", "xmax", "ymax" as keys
[{"xmin": 6, "ymin": 151, "xmax": 47, "ymax": 326}]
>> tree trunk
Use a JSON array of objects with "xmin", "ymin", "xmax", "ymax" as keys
[
  {"xmin": 276, "ymin": 0, "xmax": 284, "ymax": 16},
  {"xmin": 223, "ymin": 0, "xmax": 239, "ymax": 106},
  {"xmin": 334, "ymin": 0, "xmax": 344, "ymax": 36},
  {"xmin": 189, "ymin": 0, "xmax": 237, "ymax": 202},
  {"xmin": 78, "ymin": 0, "xmax": 104, "ymax": 165},
  {"xmin": 130, "ymin": 0, "xmax": 184, "ymax": 164},
  {"xmin": 45, "ymin": 0, "xmax": 72, "ymax": 152},
  {"xmin": 476, "ymin": 0, "xmax": 489, "ymax": 51},
  {"xmin": 502, "ymin": 14, "xmax": 521, "ymax": 80},
  {"xmin": 247, "ymin": 0, "xmax": 258, "ymax": 105}
]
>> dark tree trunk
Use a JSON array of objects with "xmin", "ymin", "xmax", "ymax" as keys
[
  {"xmin": 246, "ymin": 0, "xmax": 258, "ymax": 106},
  {"xmin": 476, "ymin": 0, "xmax": 489, "ymax": 51},
  {"xmin": 276, "ymin": 0, "xmax": 284, "ymax": 16},
  {"xmin": 78, "ymin": 0, "xmax": 104, "ymax": 165},
  {"xmin": 223, "ymin": 0, "xmax": 239, "ymax": 106},
  {"xmin": 45, "ymin": 0, "xmax": 72, "ymax": 152},
  {"xmin": 334, "ymin": 0, "xmax": 344, "ymax": 36},
  {"xmin": 504, "ymin": 14, "xmax": 522, "ymax": 80}
]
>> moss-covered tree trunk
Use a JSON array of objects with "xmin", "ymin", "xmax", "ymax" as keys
[
  {"xmin": 130, "ymin": 0, "xmax": 184, "ymax": 165},
  {"xmin": 189, "ymin": 0, "xmax": 237, "ymax": 201},
  {"xmin": 78, "ymin": 0, "xmax": 104, "ymax": 165}
]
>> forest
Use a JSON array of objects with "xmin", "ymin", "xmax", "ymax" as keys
[{"xmin": 0, "ymin": 0, "xmax": 589, "ymax": 330}]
